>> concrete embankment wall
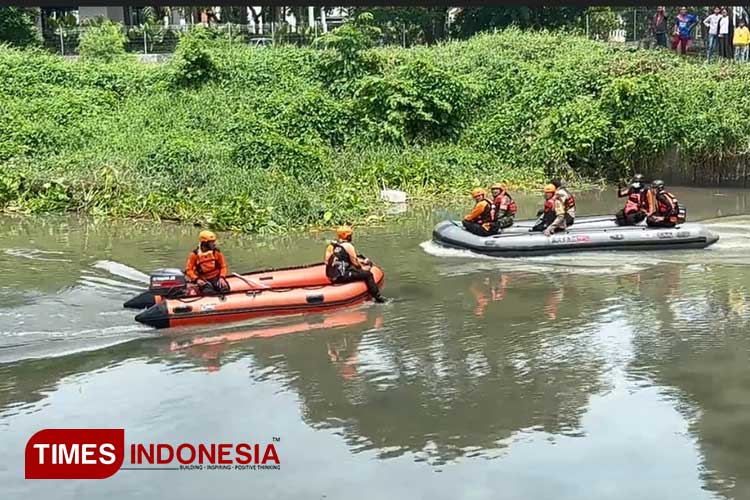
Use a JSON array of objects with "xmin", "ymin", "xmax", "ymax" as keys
[{"xmin": 640, "ymin": 148, "xmax": 750, "ymax": 188}]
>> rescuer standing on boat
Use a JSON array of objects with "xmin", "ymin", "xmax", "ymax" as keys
[
  {"xmin": 325, "ymin": 226, "xmax": 386, "ymax": 303},
  {"xmin": 185, "ymin": 230, "xmax": 230, "ymax": 293}
]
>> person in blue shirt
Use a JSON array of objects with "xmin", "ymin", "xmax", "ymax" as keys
[{"xmin": 672, "ymin": 7, "xmax": 698, "ymax": 55}]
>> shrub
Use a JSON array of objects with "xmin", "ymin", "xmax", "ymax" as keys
[
  {"xmin": 78, "ymin": 20, "xmax": 127, "ymax": 62},
  {"xmin": 315, "ymin": 12, "xmax": 383, "ymax": 91},
  {"xmin": 169, "ymin": 28, "xmax": 218, "ymax": 87},
  {"xmin": 356, "ymin": 57, "xmax": 480, "ymax": 143}
]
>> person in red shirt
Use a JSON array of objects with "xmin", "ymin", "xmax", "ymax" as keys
[{"xmin": 185, "ymin": 230, "xmax": 230, "ymax": 293}]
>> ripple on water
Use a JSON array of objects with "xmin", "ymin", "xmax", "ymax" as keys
[{"xmin": 3, "ymin": 248, "xmax": 72, "ymax": 262}]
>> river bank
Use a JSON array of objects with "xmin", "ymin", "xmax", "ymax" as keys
[{"xmin": 2, "ymin": 27, "xmax": 750, "ymax": 233}]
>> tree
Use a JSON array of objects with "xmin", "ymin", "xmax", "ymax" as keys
[
  {"xmin": 129, "ymin": 6, "xmax": 165, "ymax": 53},
  {"xmin": 78, "ymin": 20, "xmax": 127, "ymax": 62},
  {"xmin": 169, "ymin": 26, "xmax": 217, "ymax": 87},
  {"xmin": 0, "ymin": 7, "xmax": 42, "ymax": 48},
  {"xmin": 220, "ymin": 6, "xmax": 248, "ymax": 24},
  {"xmin": 351, "ymin": 7, "xmax": 449, "ymax": 45},
  {"xmin": 315, "ymin": 12, "xmax": 382, "ymax": 90},
  {"xmin": 582, "ymin": 7, "xmax": 620, "ymax": 41},
  {"xmin": 453, "ymin": 7, "xmax": 586, "ymax": 37}
]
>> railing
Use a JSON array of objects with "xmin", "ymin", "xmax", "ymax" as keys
[
  {"xmin": 41, "ymin": 21, "xmax": 337, "ymax": 56},
  {"xmin": 588, "ymin": 7, "xmax": 749, "ymax": 54},
  {"xmin": 41, "ymin": 8, "xmax": 750, "ymax": 57}
]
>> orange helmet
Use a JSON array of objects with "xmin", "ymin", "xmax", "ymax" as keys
[
  {"xmin": 336, "ymin": 226, "xmax": 353, "ymax": 241},
  {"xmin": 543, "ymin": 184, "xmax": 557, "ymax": 194},
  {"xmin": 490, "ymin": 183, "xmax": 504, "ymax": 191},
  {"xmin": 471, "ymin": 188, "xmax": 486, "ymax": 199},
  {"xmin": 199, "ymin": 230, "xmax": 217, "ymax": 243}
]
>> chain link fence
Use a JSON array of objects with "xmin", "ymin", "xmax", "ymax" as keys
[
  {"xmin": 40, "ymin": 7, "xmax": 750, "ymax": 57},
  {"xmin": 586, "ymin": 7, "xmax": 750, "ymax": 53},
  {"xmin": 41, "ymin": 21, "xmax": 337, "ymax": 56}
]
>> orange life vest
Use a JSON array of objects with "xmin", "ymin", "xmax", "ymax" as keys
[
  {"xmin": 473, "ymin": 199, "xmax": 493, "ymax": 225},
  {"xmin": 624, "ymin": 190, "xmax": 648, "ymax": 215},
  {"xmin": 560, "ymin": 189, "xmax": 576, "ymax": 211},
  {"xmin": 191, "ymin": 248, "xmax": 223, "ymax": 279},
  {"xmin": 491, "ymin": 191, "xmax": 518, "ymax": 220},
  {"xmin": 655, "ymin": 191, "xmax": 679, "ymax": 219},
  {"xmin": 543, "ymin": 197, "xmax": 555, "ymax": 213}
]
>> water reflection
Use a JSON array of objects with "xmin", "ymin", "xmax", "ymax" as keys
[{"xmin": 1, "ymin": 193, "xmax": 750, "ymax": 499}]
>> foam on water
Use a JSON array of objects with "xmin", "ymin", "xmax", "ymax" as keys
[
  {"xmin": 423, "ymin": 240, "xmax": 660, "ymax": 276},
  {"xmin": 0, "ymin": 324, "xmax": 155, "ymax": 364},
  {"xmin": 79, "ymin": 275, "xmax": 146, "ymax": 292},
  {"xmin": 420, "ymin": 240, "xmax": 497, "ymax": 260},
  {"xmin": 92, "ymin": 260, "xmax": 150, "ymax": 284},
  {"xmin": 1, "ymin": 324, "xmax": 152, "ymax": 339}
]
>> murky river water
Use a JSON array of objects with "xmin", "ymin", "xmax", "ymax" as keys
[{"xmin": 2, "ymin": 187, "xmax": 750, "ymax": 500}]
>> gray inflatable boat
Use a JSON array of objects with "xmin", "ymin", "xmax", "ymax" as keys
[{"xmin": 432, "ymin": 215, "xmax": 719, "ymax": 257}]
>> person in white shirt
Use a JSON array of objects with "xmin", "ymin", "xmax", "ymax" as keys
[
  {"xmin": 718, "ymin": 8, "xmax": 732, "ymax": 59},
  {"xmin": 704, "ymin": 6, "xmax": 722, "ymax": 61}
]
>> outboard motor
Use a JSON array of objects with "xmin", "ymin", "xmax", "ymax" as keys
[
  {"xmin": 677, "ymin": 206, "xmax": 687, "ymax": 224},
  {"xmin": 149, "ymin": 268, "xmax": 187, "ymax": 295},
  {"xmin": 123, "ymin": 268, "xmax": 187, "ymax": 310}
]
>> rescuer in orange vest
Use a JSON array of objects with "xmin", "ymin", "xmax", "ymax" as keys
[
  {"xmin": 324, "ymin": 226, "xmax": 386, "ymax": 303},
  {"xmin": 531, "ymin": 184, "xmax": 570, "ymax": 235},
  {"xmin": 647, "ymin": 180, "xmax": 684, "ymax": 228},
  {"xmin": 489, "ymin": 183, "xmax": 517, "ymax": 233},
  {"xmin": 463, "ymin": 188, "xmax": 495, "ymax": 236},
  {"xmin": 185, "ymin": 230, "xmax": 230, "ymax": 293},
  {"xmin": 615, "ymin": 181, "xmax": 653, "ymax": 226}
]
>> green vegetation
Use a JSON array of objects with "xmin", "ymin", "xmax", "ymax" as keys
[
  {"xmin": 0, "ymin": 7, "xmax": 41, "ymax": 48},
  {"xmin": 2, "ymin": 22, "xmax": 750, "ymax": 233},
  {"xmin": 78, "ymin": 20, "xmax": 127, "ymax": 62}
]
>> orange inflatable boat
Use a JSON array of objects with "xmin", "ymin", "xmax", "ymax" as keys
[
  {"xmin": 134, "ymin": 266, "xmax": 384, "ymax": 329},
  {"xmin": 124, "ymin": 263, "xmax": 335, "ymax": 309}
]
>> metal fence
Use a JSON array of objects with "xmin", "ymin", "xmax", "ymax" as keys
[
  {"xmin": 41, "ymin": 7, "xmax": 750, "ymax": 57},
  {"xmin": 586, "ymin": 7, "xmax": 750, "ymax": 53},
  {"xmin": 41, "ymin": 21, "xmax": 337, "ymax": 56}
]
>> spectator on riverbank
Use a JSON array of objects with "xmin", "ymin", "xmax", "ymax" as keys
[
  {"xmin": 703, "ymin": 6, "xmax": 721, "ymax": 61},
  {"xmin": 734, "ymin": 19, "xmax": 750, "ymax": 62},
  {"xmin": 653, "ymin": 6, "xmax": 669, "ymax": 48},
  {"xmin": 718, "ymin": 8, "xmax": 733, "ymax": 59},
  {"xmin": 673, "ymin": 7, "xmax": 699, "ymax": 55}
]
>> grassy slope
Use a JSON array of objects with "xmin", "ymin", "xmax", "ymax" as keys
[{"xmin": 1, "ymin": 29, "xmax": 749, "ymax": 232}]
